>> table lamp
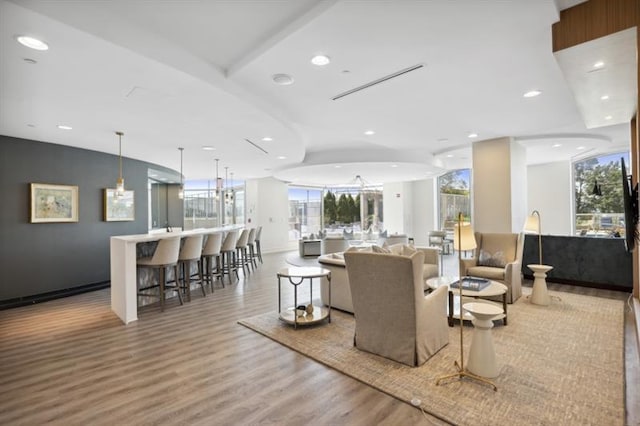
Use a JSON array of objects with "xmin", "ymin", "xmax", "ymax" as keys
[
  {"xmin": 436, "ymin": 212, "xmax": 497, "ymax": 391},
  {"xmin": 524, "ymin": 210, "xmax": 542, "ymax": 265}
]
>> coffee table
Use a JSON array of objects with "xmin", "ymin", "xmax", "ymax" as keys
[{"xmin": 426, "ymin": 276, "xmax": 508, "ymax": 326}]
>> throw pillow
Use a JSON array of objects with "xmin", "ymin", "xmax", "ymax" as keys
[
  {"xmin": 401, "ymin": 244, "xmax": 417, "ymax": 256},
  {"xmin": 388, "ymin": 243, "xmax": 404, "ymax": 255},
  {"xmin": 477, "ymin": 249, "xmax": 507, "ymax": 268},
  {"xmin": 371, "ymin": 245, "xmax": 391, "ymax": 254}
]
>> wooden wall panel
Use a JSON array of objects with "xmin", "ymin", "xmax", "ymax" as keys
[{"xmin": 552, "ymin": 0, "xmax": 639, "ymax": 52}]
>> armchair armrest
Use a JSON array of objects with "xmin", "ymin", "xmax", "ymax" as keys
[{"xmin": 460, "ymin": 257, "xmax": 478, "ymax": 276}]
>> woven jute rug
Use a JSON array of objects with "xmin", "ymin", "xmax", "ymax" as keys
[{"xmin": 238, "ymin": 290, "xmax": 624, "ymax": 425}]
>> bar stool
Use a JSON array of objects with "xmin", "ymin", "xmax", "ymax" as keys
[
  {"xmin": 246, "ymin": 228, "xmax": 258, "ymax": 270},
  {"xmin": 254, "ymin": 226, "xmax": 263, "ymax": 264},
  {"xmin": 177, "ymin": 234, "xmax": 205, "ymax": 302},
  {"xmin": 201, "ymin": 232, "xmax": 223, "ymax": 291},
  {"xmin": 235, "ymin": 229, "xmax": 251, "ymax": 275},
  {"xmin": 137, "ymin": 237, "xmax": 182, "ymax": 311},
  {"xmin": 220, "ymin": 230, "xmax": 239, "ymax": 284}
]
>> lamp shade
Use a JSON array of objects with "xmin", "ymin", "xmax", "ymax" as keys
[
  {"xmin": 523, "ymin": 214, "xmax": 540, "ymax": 234},
  {"xmin": 454, "ymin": 223, "xmax": 476, "ymax": 251}
]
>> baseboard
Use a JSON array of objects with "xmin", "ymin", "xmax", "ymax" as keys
[{"xmin": 0, "ymin": 281, "xmax": 110, "ymax": 310}]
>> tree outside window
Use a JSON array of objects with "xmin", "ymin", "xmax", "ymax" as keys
[
  {"xmin": 574, "ymin": 152, "xmax": 629, "ymax": 237},
  {"xmin": 438, "ymin": 169, "xmax": 471, "ymax": 231}
]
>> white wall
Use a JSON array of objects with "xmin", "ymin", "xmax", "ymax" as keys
[
  {"xmin": 411, "ymin": 178, "xmax": 437, "ymax": 246},
  {"xmin": 383, "ymin": 181, "xmax": 413, "ymax": 235},
  {"xmin": 245, "ymin": 177, "xmax": 292, "ymax": 253},
  {"xmin": 527, "ymin": 161, "xmax": 573, "ymax": 235}
]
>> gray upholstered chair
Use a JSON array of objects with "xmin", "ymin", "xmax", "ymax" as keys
[
  {"xmin": 137, "ymin": 236, "xmax": 182, "ymax": 311},
  {"xmin": 343, "ymin": 250, "xmax": 449, "ymax": 366},
  {"xmin": 201, "ymin": 232, "xmax": 223, "ymax": 291},
  {"xmin": 177, "ymin": 234, "xmax": 205, "ymax": 301},
  {"xmin": 460, "ymin": 232, "xmax": 524, "ymax": 303}
]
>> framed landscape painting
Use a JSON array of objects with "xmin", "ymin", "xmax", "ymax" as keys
[
  {"xmin": 104, "ymin": 189, "xmax": 135, "ymax": 221},
  {"xmin": 30, "ymin": 183, "xmax": 79, "ymax": 223}
]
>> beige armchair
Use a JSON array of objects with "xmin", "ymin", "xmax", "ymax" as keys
[
  {"xmin": 460, "ymin": 232, "xmax": 524, "ymax": 303},
  {"xmin": 343, "ymin": 250, "xmax": 449, "ymax": 366}
]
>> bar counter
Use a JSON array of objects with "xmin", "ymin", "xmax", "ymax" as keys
[{"xmin": 110, "ymin": 225, "xmax": 243, "ymax": 324}]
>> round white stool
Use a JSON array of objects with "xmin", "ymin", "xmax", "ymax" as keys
[
  {"xmin": 463, "ymin": 302, "xmax": 503, "ymax": 378},
  {"xmin": 528, "ymin": 264, "xmax": 554, "ymax": 306}
]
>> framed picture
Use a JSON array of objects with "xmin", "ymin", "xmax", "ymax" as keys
[
  {"xmin": 104, "ymin": 189, "xmax": 135, "ymax": 221},
  {"xmin": 30, "ymin": 183, "xmax": 79, "ymax": 223}
]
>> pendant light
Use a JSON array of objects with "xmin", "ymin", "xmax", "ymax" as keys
[
  {"xmin": 214, "ymin": 158, "xmax": 221, "ymax": 200},
  {"xmin": 178, "ymin": 147, "xmax": 184, "ymax": 199},
  {"xmin": 115, "ymin": 131, "xmax": 125, "ymax": 197},
  {"xmin": 229, "ymin": 172, "xmax": 235, "ymax": 203},
  {"xmin": 224, "ymin": 166, "xmax": 231, "ymax": 205}
]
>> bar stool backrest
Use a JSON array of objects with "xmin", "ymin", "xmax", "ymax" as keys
[
  {"xmin": 221, "ymin": 230, "xmax": 239, "ymax": 252},
  {"xmin": 150, "ymin": 237, "xmax": 181, "ymax": 266},
  {"xmin": 236, "ymin": 229, "xmax": 249, "ymax": 248},
  {"xmin": 247, "ymin": 228, "xmax": 256, "ymax": 244},
  {"xmin": 256, "ymin": 226, "xmax": 262, "ymax": 241},
  {"xmin": 179, "ymin": 235, "xmax": 204, "ymax": 261},
  {"xmin": 202, "ymin": 232, "xmax": 222, "ymax": 256}
]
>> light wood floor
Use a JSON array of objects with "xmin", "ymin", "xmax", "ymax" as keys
[{"xmin": 0, "ymin": 251, "xmax": 637, "ymax": 425}]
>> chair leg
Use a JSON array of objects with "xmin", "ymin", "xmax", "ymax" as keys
[
  {"xmin": 174, "ymin": 265, "xmax": 184, "ymax": 306},
  {"xmin": 198, "ymin": 260, "xmax": 206, "ymax": 297},
  {"xmin": 256, "ymin": 241, "xmax": 263, "ymax": 263},
  {"xmin": 160, "ymin": 267, "xmax": 165, "ymax": 312}
]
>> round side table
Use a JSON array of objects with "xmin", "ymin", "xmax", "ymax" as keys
[
  {"xmin": 463, "ymin": 302, "xmax": 503, "ymax": 378},
  {"xmin": 528, "ymin": 264, "xmax": 554, "ymax": 306},
  {"xmin": 277, "ymin": 266, "xmax": 331, "ymax": 329}
]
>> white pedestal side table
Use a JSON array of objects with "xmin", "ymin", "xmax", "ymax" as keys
[
  {"xmin": 463, "ymin": 302, "xmax": 503, "ymax": 379},
  {"xmin": 527, "ymin": 264, "xmax": 554, "ymax": 306}
]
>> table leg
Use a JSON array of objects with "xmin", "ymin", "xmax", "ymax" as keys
[
  {"xmin": 502, "ymin": 293, "xmax": 508, "ymax": 326},
  {"xmin": 448, "ymin": 291, "xmax": 454, "ymax": 327}
]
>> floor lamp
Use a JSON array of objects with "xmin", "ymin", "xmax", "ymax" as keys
[
  {"xmin": 436, "ymin": 212, "xmax": 497, "ymax": 391},
  {"xmin": 524, "ymin": 210, "xmax": 542, "ymax": 265}
]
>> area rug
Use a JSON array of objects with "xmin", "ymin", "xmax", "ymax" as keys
[
  {"xmin": 285, "ymin": 252, "xmax": 320, "ymax": 267},
  {"xmin": 238, "ymin": 291, "xmax": 624, "ymax": 425}
]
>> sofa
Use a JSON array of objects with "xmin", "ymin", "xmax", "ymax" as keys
[
  {"xmin": 318, "ymin": 244, "xmax": 440, "ymax": 313},
  {"xmin": 460, "ymin": 232, "xmax": 524, "ymax": 303}
]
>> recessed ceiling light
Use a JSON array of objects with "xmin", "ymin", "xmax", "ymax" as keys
[
  {"xmin": 391, "ymin": 164, "xmax": 398, "ymax": 168},
  {"xmin": 364, "ymin": 130, "xmax": 375, "ymax": 135},
  {"xmin": 16, "ymin": 35, "xmax": 49, "ymax": 51},
  {"xmin": 150, "ymin": 174, "xmax": 158, "ymax": 177},
  {"xmin": 446, "ymin": 154, "xmax": 454, "ymax": 158},
  {"xmin": 202, "ymin": 146, "xmax": 216, "ymax": 151},
  {"xmin": 334, "ymin": 165, "xmax": 341, "ymax": 168},
  {"xmin": 311, "ymin": 54, "xmax": 331, "ymax": 66},
  {"xmin": 552, "ymin": 143, "xmax": 562, "ymax": 148},
  {"xmin": 605, "ymin": 115, "xmax": 613, "ymax": 120},
  {"xmin": 277, "ymin": 156, "xmax": 287, "ymax": 160},
  {"xmin": 468, "ymin": 133, "xmax": 478, "ymax": 139},
  {"xmin": 577, "ymin": 146, "xmax": 585, "ymax": 150},
  {"xmin": 601, "ymin": 95, "xmax": 610, "ymax": 100},
  {"xmin": 57, "ymin": 125, "xmax": 72, "ymax": 130},
  {"xmin": 262, "ymin": 137, "xmax": 273, "ymax": 142},
  {"xmin": 272, "ymin": 73, "xmax": 294, "ymax": 85},
  {"xmin": 341, "ymin": 70, "xmax": 351, "ymax": 74},
  {"xmin": 593, "ymin": 61, "xmax": 605, "ymax": 69},
  {"xmin": 523, "ymin": 90, "xmax": 542, "ymax": 98}
]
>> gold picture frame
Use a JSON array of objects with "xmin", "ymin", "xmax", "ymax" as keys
[
  {"xmin": 104, "ymin": 189, "xmax": 135, "ymax": 222},
  {"xmin": 30, "ymin": 183, "xmax": 79, "ymax": 223}
]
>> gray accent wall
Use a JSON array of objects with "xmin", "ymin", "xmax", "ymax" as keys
[{"xmin": 0, "ymin": 135, "xmax": 182, "ymax": 302}]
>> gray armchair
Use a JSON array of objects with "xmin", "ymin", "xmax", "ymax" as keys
[
  {"xmin": 460, "ymin": 232, "xmax": 524, "ymax": 303},
  {"xmin": 343, "ymin": 250, "xmax": 449, "ymax": 366}
]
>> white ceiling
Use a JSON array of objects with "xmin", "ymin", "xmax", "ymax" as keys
[{"xmin": 0, "ymin": 0, "xmax": 636, "ymax": 186}]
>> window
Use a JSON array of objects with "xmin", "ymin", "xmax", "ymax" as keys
[
  {"xmin": 288, "ymin": 187, "xmax": 322, "ymax": 240},
  {"xmin": 573, "ymin": 152, "xmax": 629, "ymax": 237},
  {"xmin": 182, "ymin": 179, "xmax": 244, "ymax": 230},
  {"xmin": 438, "ymin": 169, "xmax": 471, "ymax": 231}
]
